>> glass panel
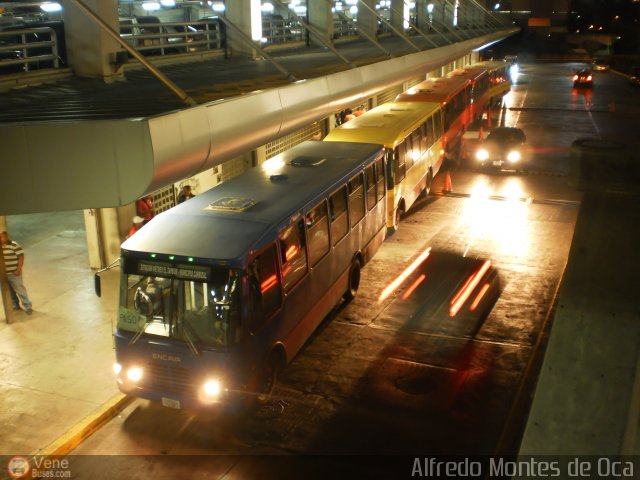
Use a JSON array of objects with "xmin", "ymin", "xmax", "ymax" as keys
[
  {"xmin": 329, "ymin": 186, "xmax": 349, "ymax": 245},
  {"xmin": 377, "ymin": 157, "xmax": 386, "ymax": 201},
  {"xmin": 279, "ymin": 219, "xmax": 308, "ymax": 292},
  {"xmin": 306, "ymin": 201, "xmax": 330, "ymax": 266},
  {"xmin": 348, "ymin": 173, "xmax": 365, "ymax": 227},
  {"xmin": 118, "ymin": 266, "xmax": 240, "ymax": 347},
  {"xmin": 365, "ymin": 164, "xmax": 376, "ymax": 210},
  {"xmin": 249, "ymin": 245, "xmax": 282, "ymax": 326}
]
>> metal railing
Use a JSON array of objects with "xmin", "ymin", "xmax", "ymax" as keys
[
  {"xmin": 118, "ymin": 19, "xmax": 225, "ymax": 57},
  {"xmin": 0, "ymin": 26, "xmax": 60, "ymax": 74},
  {"xmin": 261, "ymin": 17, "xmax": 305, "ymax": 45},
  {"xmin": 332, "ymin": 18, "xmax": 357, "ymax": 39}
]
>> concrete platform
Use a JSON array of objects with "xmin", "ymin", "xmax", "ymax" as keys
[{"xmin": 0, "ymin": 211, "xmax": 121, "ymax": 456}]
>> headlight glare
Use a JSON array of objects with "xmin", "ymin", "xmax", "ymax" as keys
[
  {"xmin": 507, "ymin": 150, "xmax": 521, "ymax": 162},
  {"xmin": 113, "ymin": 363, "xmax": 122, "ymax": 375},
  {"xmin": 476, "ymin": 149, "xmax": 489, "ymax": 161},
  {"xmin": 203, "ymin": 379, "xmax": 221, "ymax": 397},
  {"xmin": 127, "ymin": 367, "xmax": 143, "ymax": 382}
]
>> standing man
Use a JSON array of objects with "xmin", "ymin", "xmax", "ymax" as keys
[{"xmin": 1, "ymin": 231, "xmax": 33, "ymax": 315}]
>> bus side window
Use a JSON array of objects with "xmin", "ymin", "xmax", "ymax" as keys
[
  {"xmin": 249, "ymin": 244, "xmax": 282, "ymax": 328},
  {"xmin": 376, "ymin": 157, "xmax": 385, "ymax": 202},
  {"xmin": 279, "ymin": 219, "xmax": 308, "ymax": 293},
  {"xmin": 394, "ymin": 146, "xmax": 406, "ymax": 185},
  {"xmin": 329, "ymin": 186, "xmax": 349, "ymax": 246},
  {"xmin": 420, "ymin": 123, "xmax": 428, "ymax": 153},
  {"xmin": 426, "ymin": 116, "xmax": 434, "ymax": 148},
  {"xmin": 348, "ymin": 173, "xmax": 365, "ymax": 228},
  {"xmin": 404, "ymin": 137, "xmax": 414, "ymax": 170},
  {"xmin": 365, "ymin": 164, "xmax": 376, "ymax": 210},
  {"xmin": 433, "ymin": 112, "xmax": 442, "ymax": 139},
  {"xmin": 306, "ymin": 201, "xmax": 330, "ymax": 266}
]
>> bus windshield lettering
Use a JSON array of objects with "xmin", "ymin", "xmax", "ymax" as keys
[{"xmin": 138, "ymin": 261, "xmax": 209, "ymax": 281}]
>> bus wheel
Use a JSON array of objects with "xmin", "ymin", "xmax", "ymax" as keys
[{"xmin": 344, "ymin": 258, "xmax": 361, "ymax": 301}]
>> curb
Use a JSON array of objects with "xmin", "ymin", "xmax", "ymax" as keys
[{"xmin": 34, "ymin": 393, "xmax": 134, "ymax": 458}]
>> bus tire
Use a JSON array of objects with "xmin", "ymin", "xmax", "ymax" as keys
[{"xmin": 343, "ymin": 258, "xmax": 361, "ymax": 301}]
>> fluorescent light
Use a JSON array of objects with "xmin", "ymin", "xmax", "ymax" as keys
[
  {"xmin": 142, "ymin": 2, "xmax": 160, "ymax": 11},
  {"xmin": 261, "ymin": 2, "xmax": 274, "ymax": 13},
  {"xmin": 40, "ymin": 2, "xmax": 62, "ymax": 12},
  {"xmin": 160, "ymin": 0, "xmax": 175, "ymax": 6},
  {"xmin": 251, "ymin": 0, "xmax": 262, "ymax": 41},
  {"xmin": 211, "ymin": 2, "xmax": 225, "ymax": 12}
]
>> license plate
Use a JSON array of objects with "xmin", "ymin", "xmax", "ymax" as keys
[
  {"xmin": 161, "ymin": 397, "xmax": 181, "ymax": 409},
  {"xmin": 493, "ymin": 161, "xmax": 502, "ymax": 166}
]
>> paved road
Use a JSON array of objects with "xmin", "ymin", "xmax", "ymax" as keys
[{"xmin": 64, "ymin": 61, "xmax": 640, "ymax": 477}]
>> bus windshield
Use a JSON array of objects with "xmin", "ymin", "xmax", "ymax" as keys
[{"xmin": 117, "ymin": 266, "xmax": 241, "ymax": 348}]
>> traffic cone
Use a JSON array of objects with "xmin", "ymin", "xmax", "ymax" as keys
[
  {"xmin": 478, "ymin": 125, "xmax": 484, "ymax": 140},
  {"xmin": 609, "ymin": 101, "xmax": 615, "ymax": 113},
  {"xmin": 444, "ymin": 171, "xmax": 452, "ymax": 193},
  {"xmin": 486, "ymin": 110, "xmax": 492, "ymax": 128}
]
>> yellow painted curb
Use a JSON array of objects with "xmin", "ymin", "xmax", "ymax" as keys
[{"xmin": 34, "ymin": 393, "xmax": 134, "ymax": 458}]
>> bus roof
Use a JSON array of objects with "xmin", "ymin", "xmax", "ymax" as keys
[
  {"xmin": 394, "ymin": 75, "xmax": 470, "ymax": 103},
  {"xmin": 122, "ymin": 141, "xmax": 384, "ymax": 266},
  {"xmin": 323, "ymin": 101, "xmax": 440, "ymax": 148}
]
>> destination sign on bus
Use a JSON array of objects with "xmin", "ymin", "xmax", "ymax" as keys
[{"xmin": 138, "ymin": 261, "xmax": 209, "ymax": 281}]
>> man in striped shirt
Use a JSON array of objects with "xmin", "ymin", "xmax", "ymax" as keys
[{"xmin": 1, "ymin": 231, "xmax": 33, "ymax": 315}]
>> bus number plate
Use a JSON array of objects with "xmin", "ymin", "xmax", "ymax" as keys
[
  {"xmin": 492, "ymin": 161, "xmax": 502, "ymax": 166},
  {"xmin": 161, "ymin": 397, "xmax": 181, "ymax": 409}
]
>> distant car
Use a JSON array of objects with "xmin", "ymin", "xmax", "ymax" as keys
[
  {"xmin": 474, "ymin": 127, "xmax": 528, "ymax": 170},
  {"xmin": 504, "ymin": 55, "xmax": 518, "ymax": 66},
  {"xmin": 630, "ymin": 68, "xmax": 640, "ymax": 88},
  {"xmin": 573, "ymin": 69, "xmax": 593, "ymax": 88},
  {"xmin": 591, "ymin": 59, "xmax": 609, "ymax": 71}
]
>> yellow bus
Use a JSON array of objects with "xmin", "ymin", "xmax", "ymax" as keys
[{"xmin": 324, "ymin": 101, "xmax": 443, "ymax": 232}]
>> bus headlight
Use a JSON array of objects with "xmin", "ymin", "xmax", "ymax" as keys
[
  {"xmin": 203, "ymin": 379, "xmax": 221, "ymax": 398},
  {"xmin": 507, "ymin": 150, "xmax": 521, "ymax": 163},
  {"xmin": 126, "ymin": 367, "xmax": 144, "ymax": 382},
  {"xmin": 113, "ymin": 363, "xmax": 122, "ymax": 375},
  {"xmin": 476, "ymin": 149, "xmax": 489, "ymax": 161}
]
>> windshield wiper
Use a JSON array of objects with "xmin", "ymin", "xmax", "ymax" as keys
[{"xmin": 180, "ymin": 318, "xmax": 200, "ymax": 356}]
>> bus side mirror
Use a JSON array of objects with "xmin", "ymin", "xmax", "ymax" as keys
[{"xmin": 94, "ymin": 274, "xmax": 102, "ymax": 298}]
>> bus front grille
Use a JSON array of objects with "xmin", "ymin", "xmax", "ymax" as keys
[{"xmin": 147, "ymin": 363, "xmax": 194, "ymax": 396}]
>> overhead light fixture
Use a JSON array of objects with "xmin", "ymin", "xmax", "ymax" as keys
[
  {"xmin": 142, "ymin": 2, "xmax": 161, "ymax": 11},
  {"xmin": 160, "ymin": 0, "xmax": 175, "ymax": 6},
  {"xmin": 40, "ymin": 2, "xmax": 62, "ymax": 12}
]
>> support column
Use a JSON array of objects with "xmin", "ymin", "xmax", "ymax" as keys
[
  {"xmin": 390, "ymin": 0, "xmax": 405, "ymax": 32},
  {"xmin": 225, "ymin": 0, "xmax": 261, "ymax": 57},
  {"xmin": 357, "ymin": 0, "xmax": 377, "ymax": 40},
  {"xmin": 308, "ymin": 0, "xmax": 333, "ymax": 47},
  {"xmin": 61, "ymin": 0, "xmax": 123, "ymax": 82},
  {"xmin": 84, "ymin": 206, "xmax": 134, "ymax": 269},
  {"xmin": 416, "ymin": 0, "xmax": 427, "ymax": 30}
]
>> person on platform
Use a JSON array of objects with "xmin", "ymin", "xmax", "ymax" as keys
[
  {"xmin": 127, "ymin": 216, "xmax": 145, "ymax": 239},
  {"xmin": 136, "ymin": 196, "xmax": 154, "ymax": 224},
  {"xmin": 1, "ymin": 230, "xmax": 33, "ymax": 315},
  {"xmin": 177, "ymin": 185, "xmax": 195, "ymax": 204}
]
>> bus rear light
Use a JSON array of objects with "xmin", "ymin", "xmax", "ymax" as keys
[
  {"xmin": 572, "ymin": 74, "xmax": 578, "ymax": 81},
  {"xmin": 127, "ymin": 367, "xmax": 144, "ymax": 382},
  {"xmin": 587, "ymin": 75, "xmax": 592, "ymax": 81}
]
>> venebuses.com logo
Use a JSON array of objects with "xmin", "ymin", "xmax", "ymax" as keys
[{"xmin": 6, "ymin": 456, "xmax": 30, "ymax": 479}]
